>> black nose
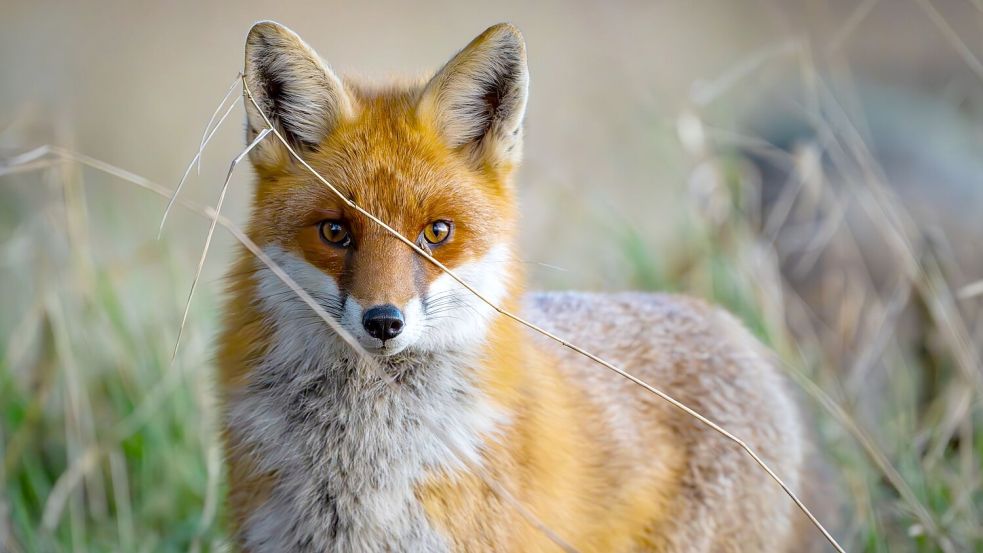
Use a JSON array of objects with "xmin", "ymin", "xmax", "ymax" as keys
[{"xmin": 362, "ymin": 305, "xmax": 405, "ymax": 341}]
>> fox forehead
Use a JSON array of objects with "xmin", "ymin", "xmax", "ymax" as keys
[{"xmin": 316, "ymin": 88, "xmax": 510, "ymax": 230}]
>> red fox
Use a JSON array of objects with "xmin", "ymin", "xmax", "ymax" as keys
[{"xmin": 218, "ymin": 20, "xmax": 826, "ymax": 552}]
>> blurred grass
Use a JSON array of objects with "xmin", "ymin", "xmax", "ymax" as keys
[
  {"xmin": 0, "ymin": 164, "xmax": 228, "ymax": 552},
  {"xmin": 1, "ymin": 120, "xmax": 981, "ymax": 553},
  {"xmin": 5, "ymin": 2, "xmax": 983, "ymax": 550}
]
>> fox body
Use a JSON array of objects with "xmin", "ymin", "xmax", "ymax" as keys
[{"xmin": 218, "ymin": 21, "xmax": 820, "ymax": 552}]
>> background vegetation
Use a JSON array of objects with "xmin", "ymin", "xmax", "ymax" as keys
[{"xmin": 2, "ymin": 1, "xmax": 982, "ymax": 551}]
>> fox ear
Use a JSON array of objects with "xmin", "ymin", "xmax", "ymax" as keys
[
  {"xmin": 418, "ymin": 23, "xmax": 529, "ymax": 170},
  {"xmin": 243, "ymin": 21, "xmax": 354, "ymax": 170}
]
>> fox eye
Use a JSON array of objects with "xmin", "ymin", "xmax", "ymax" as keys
[
  {"xmin": 318, "ymin": 221, "xmax": 351, "ymax": 248},
  {"xmin": 422, "ymin": 220, "xmax": 452, "ymax": 246}
]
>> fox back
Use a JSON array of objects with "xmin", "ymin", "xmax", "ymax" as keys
[{"xmin": 218, "ymin": 21, "xmax": 828, "ymax": 552}]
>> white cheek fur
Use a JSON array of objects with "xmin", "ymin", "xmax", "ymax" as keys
[
  {"xmin": 255, "ymin": 243, "xmax": 512, "ymax": 355},
  {"xmin": 416, "ymin": 243, "xmax": 513, "ymax": 352}
]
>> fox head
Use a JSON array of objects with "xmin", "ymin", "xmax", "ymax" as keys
[{"xmin": 241, "ymin": 21, "xmax": 528, "ymax": 357}]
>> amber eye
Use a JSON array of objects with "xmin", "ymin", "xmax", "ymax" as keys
[
  {"xmin": 318, "ymin": 220, "xmax": 351, "ymax": 248},
  {"xmin": 422, "ymin": 220, "xmax": 452, "ymax": 245}
]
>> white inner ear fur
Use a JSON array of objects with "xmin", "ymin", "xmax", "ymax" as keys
[
  {"xmin": 243, "ymin": 21, "xmax": 354, "ymax": 167},
  {"xmin": 418, "ymin": 24, "xmax": 529, "ymax": 167}
]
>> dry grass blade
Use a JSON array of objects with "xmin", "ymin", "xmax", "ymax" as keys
[
  {"xmin": 5, "ymin": 145, "xmax": 580, "ymax": 553},
  {"xmin": 958, "ymin": 279, "xmax": 983, "ymax": 300},
  {"xmin": 781, "ymin": 349, "xmax": 954, "ymax": 552},
  {"xmin": 189, "ymin": 443, "xmax": 222, "ymax": 553},
  {"xmin": 0, "ymin": 144, "xmax": 51, "ymax": 168},
  {"xmin": 241, "ymin": 76, "xmax": 845, "ymax": 553},
  {"xmin": 157, "ymin": 74, "xmax": 243, "ymax": 238},
  {"xmin": 107, "ymin": 451, "xmax": 134, "ymax": 552},
  {"xmin": 818, "ymin": 83, "xmax": 983, "ymax": 395},
  {"xmin": 0, "ymin": 158, "xmax": 63, "ymax": 178},
  {"xmin": 169, "ymin": 127, "xmax": 271, "ymax": 362},
  {"xmin": 197, "ymin": 74, "xmax": 244, "ymax": 174},
  {"xmin": 690, "ymin": 39, "xmax": 802, "ymax": 107},
  {"xmin": 826, "ymin": 0, "xmax": 880, "ymax": 54},
  {"xmin": 41, "ymin": 447, "xmax": 100, "ymax": 532},
  {"xmin": 913, "ymin": 0, "xmax": 983, "ymax": 82}
]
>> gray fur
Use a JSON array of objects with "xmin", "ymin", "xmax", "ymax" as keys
[{"xmin": 525, "ymin": 292, "xmax": 810, "ymax": 552}]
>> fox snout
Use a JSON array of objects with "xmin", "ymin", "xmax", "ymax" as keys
[
  {"xmin": 337, "ymin": 293, "xmax": 421, "ymax": 356},
  {"xmin": 362, "ymin": 305, "xmax": 405, "ymax": 342}
]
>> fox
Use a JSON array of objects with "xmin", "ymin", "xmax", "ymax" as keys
[{"xmin": 217, "ymin": 20, "xmax": 828, "ymax": 553}]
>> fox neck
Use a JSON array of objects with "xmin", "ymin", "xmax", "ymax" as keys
[{"xmin": 228, "ymin": 248, "xmax": 525, "ymax": 552}]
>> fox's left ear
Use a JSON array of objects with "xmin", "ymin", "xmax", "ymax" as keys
[
  {"xmin": 418, "ymin": 23, "xmax": 529, "ymax": 170},
  {"xmin": 243, "ymin": 21, "xmax": 354, "ymax": 172}
]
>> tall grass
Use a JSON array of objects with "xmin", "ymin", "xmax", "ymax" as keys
[{"xmin": 1, "ymin": 161, "xmax": 227, "ymax": 552}]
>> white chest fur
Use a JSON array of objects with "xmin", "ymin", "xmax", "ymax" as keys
[
  {"xmin": 229, "ymin": 250, "xmax": 504, "ymax": 552},
  {"xmin": 230, "ymin": 350, "xmax": 501, "ymax": 552}
]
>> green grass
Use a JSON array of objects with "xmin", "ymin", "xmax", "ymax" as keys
[
  {"xmin": 0, "ymin": 255, "xmax": 228, "ymax": 552},
  {"xmin": 1, "ymin": 146, "xmax": 981, "ymax": 552},
  {"xmin": 0, "ymin": 174, "xmax": 228, "ymax": 551}
]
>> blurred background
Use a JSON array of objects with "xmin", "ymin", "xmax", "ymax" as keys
[{"xmin": 2, "ymin": 0, "xmax": 982, "ymax": 551}]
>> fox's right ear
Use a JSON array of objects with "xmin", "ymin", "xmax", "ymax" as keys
[
  {"xmin": 243, "ymin": 21, "xmax": 354, "ymax": 171},
  {"xmin": 418, "ymin": 23, "xmax": 529, "ymax": 172}
]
